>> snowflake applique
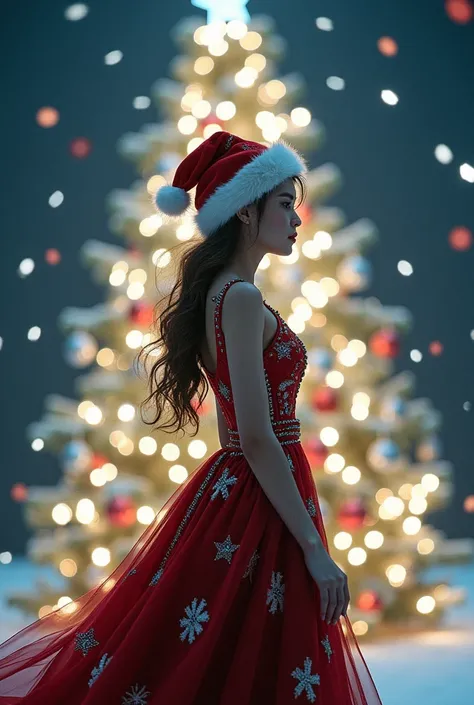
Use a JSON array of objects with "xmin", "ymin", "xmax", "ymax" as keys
[
  {"xmin": 291, "ymin": 656, "xmax": 321, "ymax": 702},
  {"xmin": 74, "ymin": 627, "xmax": 99, "ymax": 657},
  {"xmin": 266, "ymin": 571, "xmax": 285, "ymax": 614},
  {"xmin": 179, "ymin": 597, "xmax": 210, "ymax": 644},
  {"xmin": 214, "ymin": 535, "xmax": 240, "ymax": 564},
  {"xmin": 242, "ymin": 548, "xmax": 260, "ymax": 583},
  {"xmin": 88, "ymin": 652, "xmax": 113, "ymax": 687},
  {"xmin": 321, "ymin": 634, "xmax": 333, "ymax": 663},
  {"xmin": 210, "ymin": 467, "xmax": 238, "ymax": 501},
  {"xmin": 121, "ymin": 683, "xmax": 151, "ymax": 704}
]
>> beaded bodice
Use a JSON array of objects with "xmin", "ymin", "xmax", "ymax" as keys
[{"xmin": 200, "ymin": 278, "xmax": 308, "ymax": 437}]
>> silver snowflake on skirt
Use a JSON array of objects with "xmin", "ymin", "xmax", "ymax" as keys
[
  {"xmin": 266, "ymin": 571, "xmax": 285, "ymax": 614},
  {"xmin": 179, "ymin": 597, "xmax": 210, "ymax": 644},
  {"xmin": 121, "ymin": 683, "xmax": 151, "ymax": 704},
  {"xmin": 291, "ymin": 656, "xmax": 321, "ymax": 702},
  {"xmin": 88, "ymin": 652, "xmax": 113, "ymax": 687},
  {"xmin": 321, "ymin": 634, "xmax": 333, "ymax": 662},
  {"xmin": 210, "ymin": 467, "xmax": 238, "ymax": 501},
  {"xmin": 74, "ymin": 627, "xmax": 99, "ymax": 657},
  {"xmin": 214, "ymin": 535, "xmax": 240, "ymax": 564},
  {"xmin": 242, "ymin": 548, "xmax": 260, "ymax": 583}
]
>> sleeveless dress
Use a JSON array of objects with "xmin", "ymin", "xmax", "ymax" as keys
[{"xmin": 0, "ymin": 278, "xmax": 384, "ymax": 705}]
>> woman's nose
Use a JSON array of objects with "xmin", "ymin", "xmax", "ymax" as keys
[{"xmin": 293, "ymin": 213, "xmax": 302, "ymax": 227}]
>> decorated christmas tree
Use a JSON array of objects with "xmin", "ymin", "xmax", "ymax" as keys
[{"xmin": 9, "ymin": 8, "xmax": 472, "ymax": 640}]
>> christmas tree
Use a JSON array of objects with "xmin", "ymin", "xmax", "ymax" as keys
[{"xmin": 9, "ymin": 10, "xmax": 473, "ymax": 640}]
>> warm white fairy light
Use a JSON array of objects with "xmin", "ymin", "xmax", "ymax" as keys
[
  {"xmin": 434, "ymin": 144, "xmax": 453, "ymax": 164},
  {"xmin": 327, "ymin": 76, "xmax": 345, "ymax": 91},
  {"xmin": 65, "ymin": 3, "xmax": 89, "ymax": 21},
  {"xmin": 216, "ymin": 101, "xmax": 237, "ymax": 120},
  {"xmin": 460, "ymin": 162, "xmax": 474, "ymax": 183},
  {"xmin": 235, "ymin": 67, "xmax": 258, "ymax": 87},
  {"xmin": 178, "ymin": 115, "xmax": 198, "ymax": 134},
  {"xmin": 239, "ymin": 31, "xmax": 262, "ymax": 51},
  {"xmin": 398, "ymin": 260, "xmax": 413, "ymax": 276},
  {"xmin": 410, "ymin": 349, "xmax": 423, "ymax": 362},
  {"xmin": 49, "ymin": 191, "xmax": 64, "ymax": 207},
  {"xmin": 52, "ymin": 503, "xmax": 73, "ymax": 525},
  {"xmin": 381, "ymin": 89, "xmax": 399, "ymax": 105},
  {"xmin": 315, "ymin": 17, "xmax": 334, "ymax": 31},
  {"xmin": 138, "ymin": 437, "xmax": 158, "ymax": 455},
  {"xmin": 31, "ymin": 438, "xmax": 44, "ymax": 451},
  {"xmin": 137, "ymin": 506, "xmax": 156, "ymax": 525},
  {"xmin": 92, "ymin": 547, "xmax": 111, "ymax": 567},
  {"xmin": 118, "ymin": 403, "xmax": 136, "ymax": 422},
  {"xmin": 104, "ymin": 50, "xmax": 123, "ymax": 66},
  {"xmin": 192, "ymin": 100, "xmax": 212, "ymax": 118},
  {"xmin": 194, "ymin": 56, "xmax": 215, "ymax": 75},
  {"xmin": 76, "ymin": 498, "xmax": 95, "ymax": 524},
  {"xmin": 208, "ymin": 39, "xmax": 229, "ymax": 56},
  {"xmin": 133, "ymin": 96, "xmax": 150, "ymax": 110},
  {"xmin": 27, "ymin": 326, "xmax": 41, "ymax": 341}
]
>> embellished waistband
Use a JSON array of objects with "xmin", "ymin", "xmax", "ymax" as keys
[{"xmin": 223, "ymin": 418, "xmax": 301, "ymax": 455}]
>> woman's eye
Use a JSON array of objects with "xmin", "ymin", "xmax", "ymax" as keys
[{"xmin": 282, "ymin": 202, "xmax": 292, "ymax": 209}]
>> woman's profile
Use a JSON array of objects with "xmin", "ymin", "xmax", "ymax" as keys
[{"xmin": 0, "ymin": 131, "xmax": 383, "ymax": 704}]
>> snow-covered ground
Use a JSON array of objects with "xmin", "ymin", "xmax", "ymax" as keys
[{"xmin": 1, "ymin": 558, "xmax": 473, "ymax": 704}]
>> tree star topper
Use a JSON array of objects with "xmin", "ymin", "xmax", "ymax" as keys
[{"xmin": 191, "ymin": 0, "xmax": 250, "ymax": 24}]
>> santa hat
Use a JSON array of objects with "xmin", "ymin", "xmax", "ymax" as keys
[{"xmin": 155, "ymin": 131, "xmax": 307, "ymax": 237}]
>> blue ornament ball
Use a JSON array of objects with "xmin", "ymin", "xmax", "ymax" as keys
[
  {"xmin": 367, "ymin": 438, "xmax": 402, "ymax": 473},
  {"xmin": 380, "ymin": 396, "xmax": 407, "ymax": 422},
  {"xmin": 337, "ymin": 255, "xmax": 372, "ymax": 292},
  {"xmin": 60, "ymin": 440, "xmax": 93, "ymax": 474},
  {"xmin": 63, "ymin": 331, "xmax": 98, "ymax": 368}
]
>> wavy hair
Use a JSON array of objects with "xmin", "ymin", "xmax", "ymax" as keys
[{"xmin": 137, "ymin": 175, "xmax": 306, "ymax": 439}]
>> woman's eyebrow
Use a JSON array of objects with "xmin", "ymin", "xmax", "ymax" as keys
[{"xmin": 277, "ymin": 192, "xmax": 295, "ymax": 199}]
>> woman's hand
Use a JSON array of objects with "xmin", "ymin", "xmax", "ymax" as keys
[{"xmin": 304, "ymin": 543, "xmax": 350, "ymax": 625}]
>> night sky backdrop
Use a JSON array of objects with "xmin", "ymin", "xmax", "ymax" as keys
[{"xmin": 1, "ymin": 0, "xmax": 473, "ymax": 556}]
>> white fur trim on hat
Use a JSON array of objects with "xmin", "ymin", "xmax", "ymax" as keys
[
  {"xmin": 155, "ymin": 185, "xmax": 191, "ymax": 216},
  {"xmin": 196, "ymin": 140, "xmax": 307, "ymax": 236}
]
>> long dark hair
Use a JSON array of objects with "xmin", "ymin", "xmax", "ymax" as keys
[{"xmin": 137, "ymin": 175, "xmax": 306, "ymax": 439}]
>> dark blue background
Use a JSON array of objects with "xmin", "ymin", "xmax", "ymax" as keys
[{"xmin": 1, "ymin": 0, "xmax": 473, "ymax": 555}]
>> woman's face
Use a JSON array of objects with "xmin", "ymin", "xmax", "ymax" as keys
[{"xmin": 244, "ymin": 178, "xmax": 302, "ymax": 256}]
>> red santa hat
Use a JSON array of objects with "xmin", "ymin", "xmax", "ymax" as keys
[{"xmin": 155, "ymin": 131, "xmax": 307, "ymax": 237}]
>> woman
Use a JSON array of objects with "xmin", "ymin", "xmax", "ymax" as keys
[{"xmin": 0, "ymin": 131, "xmax": 384, "ymax": 704}]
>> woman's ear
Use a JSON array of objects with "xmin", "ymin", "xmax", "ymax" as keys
[{"xmin": 236, "ymin": 207, "xmax": 250, "ymax": 225}]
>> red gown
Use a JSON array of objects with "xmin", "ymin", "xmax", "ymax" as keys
[{"xmin": 0, "ymin": 278, "xmax": 384, "ymax": 704}]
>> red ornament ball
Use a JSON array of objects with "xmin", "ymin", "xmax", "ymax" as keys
[
  {"xmin": 304, "ymin": 437, "xmax": 329, "ymax": 468},
  {"xmin": 357, "ymin": 590, "xmax": 384, "ymax": 612},
  {"xmin": 449, "ymin": 226, "xmax": 472, "ymax": 251},
  {"xmin": 445, "ymin": 0, "xmax": 473, "ymax": 24},
  {"xmin": 70, "ymin": 137, "xmax": 92, "ymax": 159},
  {"xmin": 45, "ymin": 248, "xmax": 61, "ymax": 265},
  {"xmin": 369, "ymin": 328, "xmax": 400, "ymax": 358},
  {"xmin": 130, "ymin": 302, "xmax": 155, "ymax": 327},
  {"xmin": 377, "ymin": 36, "xmax": 398, "ymax": 56},
  {"xmin": 36, "ymin": 107, "xmax": 59, "ymax": 128},
  {"xmin": 429, "ymin": 340, "xmax": 444, "ymax": 356},
  {"xmin": 106, "ymin": 496, "xmax": 136, "ymax": 527},
  {"xmin": 337, "ymin": 498, "xmax": 367, "ymax": 530},
  {"xmin": 313, "ymin": 387, "xmax": 338, "ymax": 412},
  {"xmin": 298, "ymin": 202, "xmax": 313, "ymax": 226},
  {"xmin": 201, "ymin": 114, "xmax": 222, "ymax": 128},
  {"xmin": 91, "ymin": 453, "xmax": 109, "ymax": 470},
  {"xmin": 11, "ymin": 483, "xmax": 28, "ymax": 502}
]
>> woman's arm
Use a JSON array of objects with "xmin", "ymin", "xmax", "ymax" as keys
[{"xmin": 215, "ymin": 398, "xmax": 230, "ymax": 448}]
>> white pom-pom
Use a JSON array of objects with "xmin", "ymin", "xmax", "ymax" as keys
[{"xmin": 155, "ymin": 185, "xmax": 190, "ymax": 216}]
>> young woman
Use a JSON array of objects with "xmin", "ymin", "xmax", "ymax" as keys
[{"xmin": 0, "ymin": 131, "xmax": 384, "ymax": 704}]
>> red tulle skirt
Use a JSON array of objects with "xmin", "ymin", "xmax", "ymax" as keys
[{"xmin": 0, "ymin": 443, "xmax": 383, "ymax": 704}]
